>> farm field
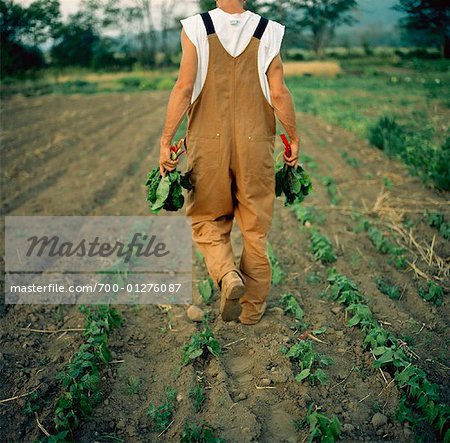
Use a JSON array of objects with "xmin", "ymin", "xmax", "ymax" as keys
[{"xmin": 0, "ymin": 63, "xmax": 449, "ymax": 442}]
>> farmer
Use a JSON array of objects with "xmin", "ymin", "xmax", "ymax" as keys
[{"xmin": 159, "ymin": 0, "xmax": 300, "ymax": 325}]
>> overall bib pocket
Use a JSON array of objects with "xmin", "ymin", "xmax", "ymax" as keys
[{"xmin": 186, "ymin": 132, "xmax": 221, "ymax": 172}]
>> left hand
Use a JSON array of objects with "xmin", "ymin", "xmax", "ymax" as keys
[{"xmin": 283, "ymin": 139, "xmax": 299, "ymax": 167}]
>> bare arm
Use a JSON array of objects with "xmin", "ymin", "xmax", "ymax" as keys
[
  {"xmin": 159, "ymin": 28, "xmax": 198, "ymax": 175},
  {"xmin": 266, "ymin": 54, "xmax": 300, "ymax": 167}
]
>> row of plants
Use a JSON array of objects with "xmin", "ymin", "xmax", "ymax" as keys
[
  {"xmin": 29, "ymin": 305, "xmax": 124, "ymax": 443},
  {"xmin": 279, "ymin": 293, "xmax": 341, "ymax": 442},
  {"xmin": 353, "ymin": 214, "xmax": 445, "ymax": 306},
  {"xmin": 324, "ymin": 267, "xmax": 449, "ymax": 441}
]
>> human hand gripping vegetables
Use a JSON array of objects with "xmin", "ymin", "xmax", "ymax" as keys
[
  {"xmin": 145, "ymin": 139, "xmax": 193, "ymax": 213},
  {"xmin": 275, "ymin": 134, "xmax": 312, "ymax": 205}
]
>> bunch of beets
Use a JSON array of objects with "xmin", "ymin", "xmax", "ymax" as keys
[
  {"xmin": 275, "ymin": 134, "xmax": 312, "ymax": 205},
  {"xmin": 145, "ymin": 139, "xmax": 193, "ymax": 213}
]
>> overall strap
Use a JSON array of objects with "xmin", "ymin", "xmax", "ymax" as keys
[
  {"xmin": 200, "ymin": 12, "xmax": 216, "ymax": 35},
  {"xmin": 253, "ymin": 16, "xmax": 269, "ymax": 40}
]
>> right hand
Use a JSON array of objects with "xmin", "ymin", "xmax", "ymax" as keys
[
  {"xmin": 283, "ymin": 138, "xmax": 299, "ymax": 167},
  {"xmin": 159, "ymin": 142, "xmax": 179, "ymax": 177}
]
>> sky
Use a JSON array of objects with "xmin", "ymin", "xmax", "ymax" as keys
[{"xmin": 17, "ymin": 0, "xmax": 401, "ymax": 23}]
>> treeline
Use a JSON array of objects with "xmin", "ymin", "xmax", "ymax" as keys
[{"xmin": 1, "ymin": 0, "xmax": 448, "ymax": 78}]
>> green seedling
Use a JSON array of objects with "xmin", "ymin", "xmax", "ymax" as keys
[
  {"xmin": 320, "ymin": 176, "xmax": 341, "ymax": 205},
  {"xmin": 51, "ymin": 305, "xmax": 123, "ymax": 440},
  {"xmin": 324, "ymin": 267, "xmax": 450, "ymax": 441},
  {"xmin": 418, "ymin": 280, "xmax": 443, "ymax": 306},
  {"xmin": 383, "ymin": 175, "xmax": 393, "ymax": 189},
  {"xmin": 189, "ymin": 384, "xmax": 205, "ymax": 413},
  {"xmin": 180, "ymin": 421, "xmax": 225, "ymax": 443},
  {"xmin": 268, "ymin": 243, "xmax": 286, "ymax": 285},
  {"xmin": 282, "ymin": 339, "xmax": 332, "ymax": 385},
  {"xmin": 375, "ymin": 277, "xmax": 401, "ymax": 300},
  {"xmin": 311, "ymin": 232, "xmax": 331, "ymax": 262},
  {"xmin": 195, "ymin": 248, "xmax": 205, "ymax": 263},
  {"xmin": 340, "ymin": 150, "xmax": 360, "ymax": 168},
  {"xmin": 309, "ymin": 228, "xmax": 337, "ymax": 264},
  {"xmin": 367, "ymin": 226, "xmax": 407, "ymax": 269},
  {"xmin": 127, "ymin": 375, "xmax": 142, "ymax": 396},
  {"xmin": 425, "ymin": 210, "xmax": 450, "ymax": 241},
  {"xmin": 295, "ymin": 403, "xmax": 341, "ymax": 443},
  {"xmin": 147, "ymin": 386, "xmax": 177, "ymax": 434},
  {"xmin": 306, "ymin": 272, "xmax": 322, "ymax": 285},
  {"xmin": 291, "ymin": 204, "xmax": 325, "ymax": 226},
  {"xmin": 280, "ymin": 293, "xmax": 304, "ymax": 322},
  {"xmin": 22, "ymin": 391, "xmax": 40, "ymax": 416},
  {"xmin": 181, "ymin": 319, "xmax": 221, "ymax": 367},
  {"xmin": 198, "ymin": 277, "xmax": 215, "ymax": 304}
]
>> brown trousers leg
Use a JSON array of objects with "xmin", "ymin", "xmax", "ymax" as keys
[
  {"xmin": 234, "ymin": 136, "xmax": 275, "ymax": 323},
  {"xmin": 185, "ymin": 136, "xmax": 240, "ymax": 288}
]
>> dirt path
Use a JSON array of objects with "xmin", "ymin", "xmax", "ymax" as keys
[{"xmin": 0, "ymin": 92, "xmax": 448, "ymax": 442}]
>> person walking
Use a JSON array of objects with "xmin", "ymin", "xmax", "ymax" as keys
[{"xmin": 159, "ymin": 0, "xmax": 300, "ymax": 325}]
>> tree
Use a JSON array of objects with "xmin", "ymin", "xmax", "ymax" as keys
[
  {"xmin": 51, "ymin": 12, "xmax": 100, "ymax": 67},
  {"xmin": 0, "ymin": 0, "xmax": 61, "ymax": 76},
  {"xmin": 294, "ymin": 0, "xmax": 358, "ymax": 57},
  {"xmin": 394, "ymin": 0, "xmax": 450, "ymax": 58}
]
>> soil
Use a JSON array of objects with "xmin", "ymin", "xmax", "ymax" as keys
[{"xmin": 0, "ymin": 91, "xmax": 449, "ymax": 443}]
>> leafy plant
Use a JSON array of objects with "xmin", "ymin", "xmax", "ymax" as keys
[
  {"xmin": 320, "ymin": 176, "xmax": 340, "ymax": 205},
  {"xmin": 325, "ymin": 267, "xmax": 450, "ymax": 441},
  {"xmin": 275, "ymin": 134, "xmax": 313, "ymax": 205},
  {"xmin": 306, "ymin": 272, "xmax": 322, "ymax": 285},
  {"xmin": 295, "ymin": 403, "xmax": 341, "ymax": 443},
  {"xmin": 268, "ymin": 243, "xmax": 285, "ymax": 285},
  {"xmin": 309, "ymin": 228, "xmax": 337, "ymax": 264},
  {"xmin": 283, "ymin": 339, "xmax": 332, "ymax": 385},
  {"xmin": 180, "ymin": 421, "xmax": 224, "ymax": 443},
  {"xmin": 375, "ymin": 277, "xmax": 401, "ymax": 300},
  {"xmin": 367, "ymin": 226, "xmax": 407, "ymax": 269},
  {"xmin": 280, "ymin": 293, "xmax": 304, "ymax": 322},
  {"xmin": 181, "ymin": 319, "xmax": 221, "ymax": 367},
  {"xmin": 291, "ymin": 204, "xmax": 325, "ymax": 225},
  {"xmin": 145, "ymin": 140, "xmax": 193, "ymax": 213},
  {"xmin": 189, "ymin": 384, "xmax": 205, "ymax": 413},
  {"xmin": 51, "ymin": 306, "xmax": 123, "ymax": 440},
  {"xmin": 425, "ymin": 210, "xmax": 450, "ymax": 241},
  {"xmin": 418, "ymin": 280, "xmax": 443, "ymax": 306},
  {"xmin": 198, "ymin": 277, "xmax": 214, "ymax": 304},
  {"xmin": 147, "ymin": 386, "xmax": 177, "ymax": 433},
  {"xmin": 368, "ymin": 115, "xmax": 405, "ymax": 157},
  {"xmin": 127, "ymin": 375, "xmax": 142, "ymax": 396},
  {"xmin": 340, "ymin": 150, "xmax": 360, "ymax": 167}
]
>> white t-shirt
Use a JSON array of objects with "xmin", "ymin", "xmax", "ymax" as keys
[{"xmin": 180, "ymin": 8, "xmax": 285, "ymax": 106}]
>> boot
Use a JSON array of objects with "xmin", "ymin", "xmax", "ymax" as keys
[{"xmin": 219, "ymin": 271, "xmax": 245, "ymax": 322}]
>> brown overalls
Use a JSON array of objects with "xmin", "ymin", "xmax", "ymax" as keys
[{"xmin": 185, "ymin": 12, "xmax": 276, "ymax": 324}]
